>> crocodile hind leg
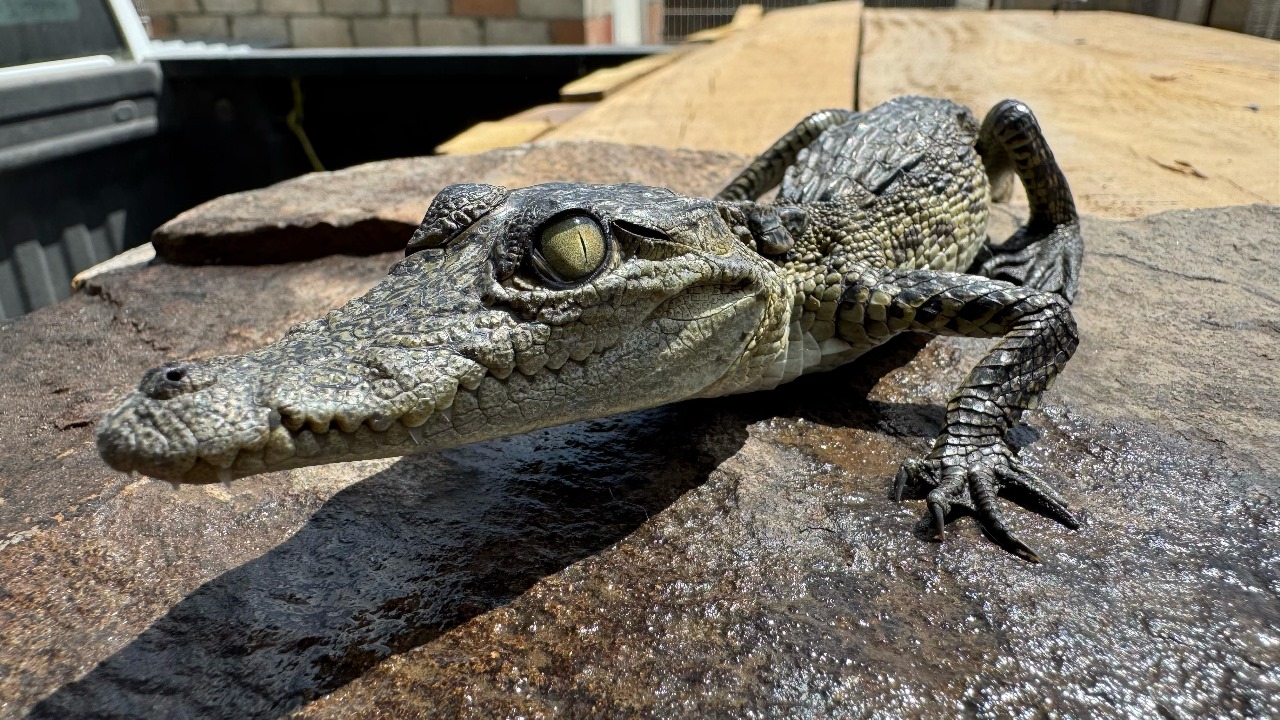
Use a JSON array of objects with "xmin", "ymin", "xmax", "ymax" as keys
[
  {"xmin": 972, "ymin": 99, "xmax": 1083, "ymax": 302},
  {"xmin": 717, "ymin": 109, "xmax": 858, "ymax": 201},
  {"xmin": 839, "ymin": 266, "xmax": 1080, "ymax": 561}
]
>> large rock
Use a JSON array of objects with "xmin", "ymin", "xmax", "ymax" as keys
[
  {"xmin": 1, "ymin": 143, "xmax": 1276, "ymax": 719},
  {"xmin": 150, "ymin": 142, "xmax": 751, "ymax": 265}
]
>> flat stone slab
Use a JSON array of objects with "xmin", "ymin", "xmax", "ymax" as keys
[
  {"xmin": 150, "ymin": 141, "xmax": 750, "ymax": 264},
  {"xmin": 1, "ymin": 144, "xmax": 1277, "ymax": 718}
]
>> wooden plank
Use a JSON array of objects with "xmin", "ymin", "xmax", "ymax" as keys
[
  {"xmin": 543, "ymin": 1, "xmax": 861, "ymax": 155},
  {"xmin": 508, "ymin": 101, "xmax": 596, "ymax": 126},
  {"xmin": 433, "ymin": 103, "xmax": 594, "ymax": 156},
  {"xmin": 435, "ymin": 121, "xmax": 551, "ymax": 155},
  {"xmin": 686, "ymin": 3, "xmax": 764, "ymax": 43},
  {"xmin": 560, "ymin": 53, "xmax": 682, "ymax": 102},
  {"xmin": 859, "ymin": 9, "xmax": 1280, "ymax": 218}
]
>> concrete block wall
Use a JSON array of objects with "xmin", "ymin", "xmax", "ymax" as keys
[{"xmin": 139, "ymin": 0, "xmax": 664, "ymax": 47}]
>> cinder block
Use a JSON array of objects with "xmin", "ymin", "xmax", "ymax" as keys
[
  {"xmin": 484, "ymin": 17, "xmax": 549, "ymax": 43},
  {"xmin": 389, "ymin": 0, "xmax": 448, "ymax": 14},
  {"xmin": 549, "ymin": 18, "xmax": 584, "ymax": 43},
  {"xmin": 175, "ymin": 14, "xmax": 230, "ymax": 37},
  {"xmin": 518, "ymin": 0, "xmax": 583, "ymax": 19},
  {"xmin": 290, "ymin": 16, "xmax": 353, "ymax": 45},
  {"xmin": 416, "ymin": 16, "xmax": 482, "ymax": 44},
  {"xmin": 145, "ymin": 0, "xmax": 199, "ymax": 12},
  {"xmin": 232, "ymin": 15, "xmax": 290, "ymax": 43},
  {"xmin": 146, "ymin": 14, "xmax": 177, "ymax": 37},
  {"xmin": 202, "ymin": 0, "xmax": 260, "ymax": 14},
  {"xmin": 353, "ymin": 17, "xmax": 416, "ymax": 45},
  {"xmin": 263, "ymin": 0, "xmax": 320, "ymax": 12},
  {"xmin": 321, "ymin": 0, "xmax": 385, "ymax": 15},
  {"xmin": 451, "ymin": 0, "xmax": 516, "ymax": 17}
]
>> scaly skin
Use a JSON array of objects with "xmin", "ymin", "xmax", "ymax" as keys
[{"xmin": 98, "ymin": 96, "xmax": 1083, "ymax": 559}]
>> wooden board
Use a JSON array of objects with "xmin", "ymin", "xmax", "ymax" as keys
[
  {"xmin": 434, "ymin": 103, "xmax": 595, "ymax": 155},
  {"xmin": 859, "ymin": 9, "xmax": 1280, "ymax": 218},
  {"xmin": 560, "ymin": 52, "xmax": 682, "ymax": 102},
  {"xmin": 686, "ymin": 3, "xmax": 764, "ymax": 43},
  {"xmin": 543, "ymin": 1, "xmax": 861, "ymax": 155},
  {"xmin": 435, "ymin": 121, "xmax": 550, "ymax": 155}
]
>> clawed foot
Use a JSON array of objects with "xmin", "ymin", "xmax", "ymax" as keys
[
  {"xmin": 893, "ymin": 450, "xmax": 1078, "ymax": 562},
  {"xmin": 973, "ymin": 222, "xmax": 1082, "ymax": 303}
]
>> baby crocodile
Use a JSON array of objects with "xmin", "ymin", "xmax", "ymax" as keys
[{"xmin": 98, "ymin": 96, "xmax": 1083, "ymax": 560}]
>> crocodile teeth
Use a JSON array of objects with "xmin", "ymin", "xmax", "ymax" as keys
[
  {"xmin": 294, "ymin": 430, "xmax": 321, "ymax": 458},
  {"xmin": 279, "ymin": 407, "xmax": 306, "ymax": 432},
  {"xmin": 333, "ymin": 411, "xmax": 362, "ymax": 434},
  {"xmin": 306, "ymin": 409, "xmax": 334, "ymax": 434},
  {"xmin": 202, "ymin": 448, "xmax": 238, "ymax": 469},
  {"xmin": 264, "ymin": 426, "xmax": 297, "ymax": 464},
  {"xmin": 408, "ymin": 426, "xmax": 423, "ymax": 445},
  {"xmin": 401, "ymin": 402, "xmax": 434, "ymax": 427},
  {"xmin": 434, "ymin": 382, "xmax": 458, "ymax": 411}
]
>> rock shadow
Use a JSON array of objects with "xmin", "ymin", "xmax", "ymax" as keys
[{"xmin": 30, "ymin": 339, "xmax": 936, "ymax": 720}]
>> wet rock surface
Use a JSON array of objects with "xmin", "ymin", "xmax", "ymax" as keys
[
  {"xmin": 1, "ymin": 142, "xmax": 1277, "ymax": 719},
  {"xmin": 150, "ymin": 142, "xmax": 750, "ymax": 265}
]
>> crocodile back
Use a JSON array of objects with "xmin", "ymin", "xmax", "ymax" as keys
[
  {"xmin": 781, "ymin": 96, "xmax": 981, "ymax": 205},
  {"xmin": 776, "ymin": 96, "xmax": 992, "ymax": 275}
]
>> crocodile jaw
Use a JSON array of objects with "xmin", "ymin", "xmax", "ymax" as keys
[
  {"xmin": 95, "ymin": 344, "xmax": 491, "ymax": 484},
  {"xmin": 97, "ymin": 183, "xmax": 789, "ymax": 484}
]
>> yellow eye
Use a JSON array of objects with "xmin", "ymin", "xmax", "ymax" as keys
[{"xmin": 535, "ymin": 215, "xmax": 607, "ymax": 283}]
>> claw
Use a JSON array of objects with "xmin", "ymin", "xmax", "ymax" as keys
[
  {"xmin": 996, "ymin": 464, "xmax": 1079, "ymax": 529},
  {"xmin": 1013, "ymin": 542, "xmax": 1041, "ymax": 564},
  {"xmin": 893, "ymin": 465, "xmax": 910, "ymax": 502},
  {"xmin": 982, "ymin": 522, "xmax": 1041, "ymax": 563},
  {"xmin": 930, "ymin": 502, "xmax": 947, "ymax": 541},
  {"xmin": 968, "ymin": 470, "xmax": 1040, "ymax": 562},
  {"xmin": 895, "ymin": 450, "xmax": 1071, "ymax": 561}
]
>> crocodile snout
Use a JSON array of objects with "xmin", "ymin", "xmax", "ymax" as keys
[{"xmin": 138, "ymin": 362, "xmax": 217, "ymax": 400}]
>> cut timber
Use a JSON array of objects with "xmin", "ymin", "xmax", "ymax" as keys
[
  {"xmin": 434, "ymin": 104, "xmax": 594, "ymax": 156},
  {"xmin": 435, "ymin": 121, "xmax": 551, "ymax": 155},
  {"xmin": 560, "ymin": 52, "xmax": 681, "ymax": 102},
  {"xmin": 686, "ymin": 3, "xmax": 764, "ymax": 43},
  {"xmin": 544, "ymin": 1, "xmax": 860, "ymax": 155},
  {"xmin": 859, "ymin": 9, "xmax": 1280, "ymax": 218},
  {"xmin": 508, "ymin": 102, "xmax": 595, "ymax": 126}
]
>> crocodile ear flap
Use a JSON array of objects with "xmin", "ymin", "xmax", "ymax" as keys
[
  {"xmin": 721, "ymin": 201, "xmax": 807, "ymax": 255},
  {"xmin": 407, "ymin": 183, "xmax": 509, "ymax": 255}
]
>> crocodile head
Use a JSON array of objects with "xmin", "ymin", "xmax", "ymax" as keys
[{"xmin": 97, "ymin": 183, "xmax": 796, "ymax": 483}]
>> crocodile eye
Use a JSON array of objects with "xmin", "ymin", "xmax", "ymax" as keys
[{"xmin": 532, "ymin": 214, "xmax": 607, "ymax": 284}]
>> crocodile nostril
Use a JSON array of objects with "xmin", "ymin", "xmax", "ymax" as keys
[{"xmin": 140, "ymin": 362, "xmax": 216, "ymax": 399}]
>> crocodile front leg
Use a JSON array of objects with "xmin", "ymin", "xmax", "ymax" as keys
[{"xmin": 839, "ymin": 267, "xmax": 1080, "ymax": 561}]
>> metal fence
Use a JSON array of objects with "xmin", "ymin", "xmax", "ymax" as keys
[
  {"xmin": 663, "ymin": 0, "xmax": 827, "ymax": 40},
  {"xmin": 664, "ymin": 0, "xmax": 1280, "ymax": 38}
]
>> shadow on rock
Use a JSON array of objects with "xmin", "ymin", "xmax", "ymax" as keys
[
  {"xmin": 29, "ymin": 405, "xmax": 744, "ymax": 719},
  {"xmin": 29, "ymin": 340, "xmax": 937, "ymax": 720}
]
